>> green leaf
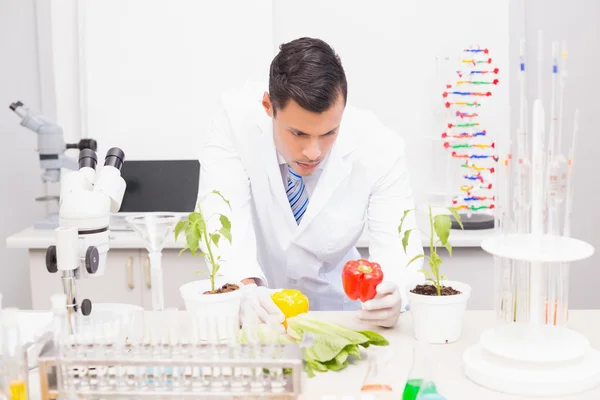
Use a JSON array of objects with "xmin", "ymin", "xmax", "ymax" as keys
[
  {"xmin": 210, "ymin": 233, "xmax": 220, "ymax": 247},
  {"xmin": 305, "ymin": 359, "xmax": 327, "ymax": 372},
  {"xmin": 194, "ymin": 270, "xmax": 209, "ymax": 276},
  {"xmin": 406, "ymin": 253, "xmax": 424, "ymax": 267},
  {"xmin": 194, "ymin": 219, "xmax": 206, "ymax": 238},
  {"xmin": 447, "ymin": 207, "xmax": 464, "ymax": 230},
  {"xmin": 398, "ymin": 209, "xmax": 412, "ymax": 234},
  {"xmin": 443, "ymin": 241, "xmax": 453, "ymax": 256},
  {"xmin": 323, "ymin": 358, "xmax": 348, "ymax": 372},
  {"xmin": 433, "ymin": 214, "xmax": 452, "ymax": 245},
  {"xmin": 219, "ymin": 214, "xmax": 231, "ymax": 230},
  {"xmin": 401, "ymin": 229, "xmax": 413, "ymax": 254},
  {"xmin": 219, "ymin": 214, "xmax": 232, "ymax": 244},
  {"xmin": 418, "ymin": 268, "xmax": 436, "ymax": 281},
  {"xmin": 184, "ymin": 224, "xmax": 200, "ymax": 255},
  {"xmin": 212, "ymin": 190, "xmax": 232, "ymax": 210},
  {"xmin": 219, "ymin": 227, "xmax": 231, "ymax": 244},
  {"xmin": 303, "ymin": 334, "xmax": 354, "ymax": 363},
  {"xmin": 430, "ymin": 251, "xmax": 442, "ymax": 266},
  {"xmin": 211, "ymin": 263, "xmax": 220, "ymax": 276},
  {"xmin": 344, "ymin": 344, "xmax": 361, "ymax": 358},
  {"xmin": 356, "ymin": 330, "xmax": 389, "ymax": 346},
  {"xmin": 305, "ymin": 362, "xmax": 316, "ymax": 378},
  {"xmin": 174, "ymin": 220, "xmax": 189, "ymax": 241}
]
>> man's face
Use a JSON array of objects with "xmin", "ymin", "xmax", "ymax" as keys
[{"xmin": 262, "ymin": 92, "xmax": 344, "ymax": 177}]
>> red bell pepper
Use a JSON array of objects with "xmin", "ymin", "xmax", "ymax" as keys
[{"xmin": 342, "ymin": 259, "xmax": 384, "ymax": 302}]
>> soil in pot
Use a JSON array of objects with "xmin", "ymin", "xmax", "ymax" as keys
[
  {"xmin": 411, "ymin": 284, "xmax": 461, "ymax": 296},
  {"xmin": 203, "ymin": 283, "xmax": 240, "ymax": 295}
]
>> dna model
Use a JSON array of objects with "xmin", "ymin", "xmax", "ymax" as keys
[{"xmin": 441, "ymin": 46, "xmax": 500, "ymax": 216}]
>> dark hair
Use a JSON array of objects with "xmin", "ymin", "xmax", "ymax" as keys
[{"xmin": 269, "ymin": 37, "xmax": 347, "ymax": 115}]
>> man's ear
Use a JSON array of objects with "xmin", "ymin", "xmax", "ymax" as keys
[{"xmin": 262, "ymin": 91, "xmax": 274, "ymax": 117}]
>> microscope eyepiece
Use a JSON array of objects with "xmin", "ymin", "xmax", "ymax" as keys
[
  {"xmin": 67, "ymin": 139, "xmax": 98, "ymax": 152},
  {"xmin": 79, "ymin": 149, "xmax": 97, "ymax": 170},
  {"xmin": 104, "ymin": 147, "xmax": 125, "ymax": 170},
  {"xmin": 9, "ymin": 101, "xmax": 23, "ymax": 111}
]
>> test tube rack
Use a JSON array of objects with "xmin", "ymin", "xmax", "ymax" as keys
[
  {"xmin": 36, "ymin": 339, "xmax": 303, "ymax": 399},
  {"xmin": 33, "ymin": 310, "xmax": 305, "ymax": 399}
]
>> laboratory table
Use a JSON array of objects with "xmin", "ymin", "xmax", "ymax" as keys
[
  {"xmin": 300, "ymin": 310, "xmax": 600, "ymax": 399},
  {"xmin": 24, "ymin": 310, "xmax": 600, "ymax": 399}
]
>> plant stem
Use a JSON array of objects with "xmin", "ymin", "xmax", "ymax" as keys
[
  {"xmin": 198, "ymin": 207, "xmax": 217, "ymax": 293},
  {"xmin": 203, "ymin": 231, "xmax": 217, "ymax": 293},
  {"xmin": 427, "ymin": 205, "xmax": 441, "ymax": 296}
]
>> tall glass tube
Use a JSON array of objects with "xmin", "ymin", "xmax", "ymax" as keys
[{"xmin": 1, "ymin": 309, "xmax": 27, "ymax": 400}]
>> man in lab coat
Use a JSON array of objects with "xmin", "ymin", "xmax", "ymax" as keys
[{"xmin": 198, "ymin": 37, "xmax": 423, "ymax": 328}]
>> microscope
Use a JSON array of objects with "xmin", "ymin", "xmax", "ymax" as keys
[
  {"xmin": 9, "ymin": 101, "xmax": 98, "ymax": 229},
  {"xmin": 44, "ymin": 147, "xmax": 126, "ymax": 320}
]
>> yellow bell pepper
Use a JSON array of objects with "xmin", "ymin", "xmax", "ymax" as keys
[{"xmin": 271, "ymin": 289, "xmax": 309, "ymax": 328}]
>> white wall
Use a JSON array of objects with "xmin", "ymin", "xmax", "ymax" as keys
[
  {"xmin": 79, "ymin": 0, "xmax": 274, "ymax": 160},
  {"xmin": 0, "ymin": 0, "xmax": 45, "ymax": 308}
]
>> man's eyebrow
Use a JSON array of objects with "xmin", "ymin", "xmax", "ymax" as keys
[{"xmin": 289, "ymin": 126, "xmax": 340, "ymax": 136}]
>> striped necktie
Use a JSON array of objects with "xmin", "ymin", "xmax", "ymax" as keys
[{"xmin": 286, "ymin": 165, "xmax": 309, "ymax": 224}]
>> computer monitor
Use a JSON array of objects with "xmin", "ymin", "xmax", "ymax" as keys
[{"xmin": 118, "ymin": 159, "xmax": 199, "ymax": 213}]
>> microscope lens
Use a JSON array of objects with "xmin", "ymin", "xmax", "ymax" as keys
[
  {"xmin": 105, "ymin": 147, "xmax": 125, "ymax": 170},
  {"xmin": 78, "ymin": 149, "xmax": 97, "ymax": 170}
]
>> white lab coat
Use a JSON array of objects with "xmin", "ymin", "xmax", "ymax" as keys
[{"xmin": 198, "ymin": 82, "xmax": 424, "ymax": 311}]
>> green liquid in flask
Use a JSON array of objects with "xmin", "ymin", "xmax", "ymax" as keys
[{"xmin": 402, "ymin": 379, "xmax": 438, "ymax": 400}]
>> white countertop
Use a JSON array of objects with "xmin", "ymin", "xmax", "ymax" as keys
[
  {"xmin": 5, "ymin": 226, "xmax": 495, "ymax": 250},
  {"xmin": 23, "ymin": 310, "xmax": 600, "ymax": 399},
  {"xmin": 301, "ymin": 310, "xmax": 600, "ymax": 399}
]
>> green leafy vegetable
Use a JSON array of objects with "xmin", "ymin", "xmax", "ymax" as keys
[{"xmin": 285, "ymin": 314, "xmax": 389, "ymax": 377}]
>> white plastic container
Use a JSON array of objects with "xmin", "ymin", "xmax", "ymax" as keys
[
  {"xmin": 179, "ymin": 276, "xmax": 243, "ymax": 341},
  {"xmin": 408, "ymin": 280, "xmax": 471, "ymax": 344}
]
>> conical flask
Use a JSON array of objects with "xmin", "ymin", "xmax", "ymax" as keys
[
  {"xmin": 361, "ymin": 345, "xmax": 394, "ymax": 393},
  {"xmin": 402, "ymin": 341, "xmax": 439, "ymax": 400}
]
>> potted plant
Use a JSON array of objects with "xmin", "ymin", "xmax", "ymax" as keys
[
  {"xmin": 175, "ymin": 190, "xmax": 243, "ymax": 339},
  {"xmin": 399, "ymin": 205, "xmax": 472, "ymax": 344}
]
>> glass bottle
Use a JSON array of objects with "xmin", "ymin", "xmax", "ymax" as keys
[
  {"xmin": 2, "ymin": 308, "xmax": 27, "ymax": 400},
  {"xmin": 402, "ymin": 341, "xmax": 437, "ymax": 400}
]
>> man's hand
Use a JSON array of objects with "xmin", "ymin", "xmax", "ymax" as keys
[
  {"xmin": 356, "ymin": 281, "xmax": 402, "ymax": 328},
  {"xmin": 239, "ymin": 284, "xmax": 285, "ymax": 333}
]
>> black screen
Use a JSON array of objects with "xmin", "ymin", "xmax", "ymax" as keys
[{"xmin": 118, "ymin": 160, "xmax": 199, "ymax": 213}]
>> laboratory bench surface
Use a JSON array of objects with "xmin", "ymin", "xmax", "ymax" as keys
[
  {"xmin": 25, "ymin": 310, "xmax": 600, "ymax": 400},
  {"xmin": 6, "ymin": 225, "xmax": 496, "ymax": 250},
  {"xmin": 294, "ymin": 310, "xmax": 600, "ymax": 399}
]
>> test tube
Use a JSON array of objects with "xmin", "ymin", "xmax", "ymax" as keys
[
  {"xmin": 264, "ymin": 317, "xmax": 287, "ymax": 392},
  {"xmin": 191, "ymin": 315, "xmax": 211, "ymax": 392},
  {"xmin": 165, "ymin": 308, "xmax": 183, "ymax": 391},
  {"xmin": 1, "ymin": 308, "xmax": 28, "ymax": 400}
]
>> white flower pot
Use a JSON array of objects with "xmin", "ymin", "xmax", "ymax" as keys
[
  {"xmin": 407, "ymin": 280, "xmax": 471, "ymax": 344},
  {"xmin": 179, "ymin": 276, "xmax": 243, "ymax": 341}
]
